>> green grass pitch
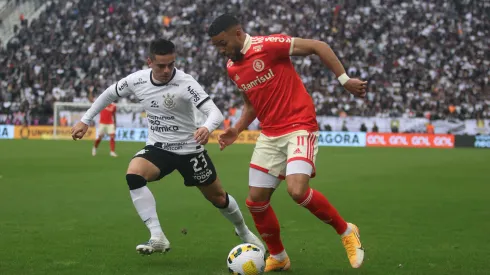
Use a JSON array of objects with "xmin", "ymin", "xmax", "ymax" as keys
[{"xmin": 0, "ymin": 139, "xmax": 489, "ymax": 275}]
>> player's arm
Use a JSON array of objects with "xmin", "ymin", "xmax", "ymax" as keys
[
  {"xmin": 233, "ymin": 93, "xmax": 256, "ymax": 134},
  {"xmin": 290, "ymin": 38, "xmax": 367, "ymax": 97},
  {"xmin": 187, "ymin": 81, "xmax": 224, "ymax": 145},
  {"xmin": 72, "ymin": 79, "xmax": 131, "ymax": 140},
  {"xmin": 112, "ymin": 111, "xmax": 117, "ymax": 126},
  {"xmin": 88, "ymin": 86, "xmax": 95, "ymax": 103},
  {"xmin": 195, "ymin": 99, "xmax": 224, "ymax": 145},
  {"xmin": 217, "ymin": 93, "xmax": 256, "ymax": 150}
]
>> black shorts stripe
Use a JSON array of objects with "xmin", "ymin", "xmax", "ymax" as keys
[
  {"xmin": 115, "ymin": 81, "xmax": 121, "ymax": 97},
  {"xmin": 196, "ymin": 97, "xmax": 211, "ymax": 109}
]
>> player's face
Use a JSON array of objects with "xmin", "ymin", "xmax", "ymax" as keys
[
  {"xmin": 211, "ymin": 28, "xmax": 244, "ymax": 62},
  {"xmin": 148, "ymin": 53, "xmax": 176, "ymax": 83}
]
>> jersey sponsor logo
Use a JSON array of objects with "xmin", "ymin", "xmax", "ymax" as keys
[
  {"xmin": 147, "ymin": 114, "xmax": 174, "ymax": 121},
  {"xmin": 162, "ymin": 93, "xmax": 176, "ymax": 109},
  {"xmin": 252, "ymin": 59, "xmax": 265, "ymax": 72},
  {"xmin": 253, "ymin": 45, "xmax": 263, "ymax": 52},
  {"xmin": 134, "ymin": 149, "xmax": 149, "ymax": 156},
  {"xmin": 239, "ymin": 68, "xmax": 275, "ymax": 92},
  {"xmin": 118, "ymin": 80, "xmax": 128, "ymax": 92},
  {"xmin": 134, "ymin": 78, "xmax": 148, "ymax": 86},
  {"xmin": 162, "ymin": 142, "xmax": 187, "ymax": 151},
  {"xmin": 265, "ymin": 36, "xmax": 292, "ymax": 43},
  {"xmin": 150, "ymin": 124, "xmax": 179, "ymax": 133},
  {"xmin": 251, "ymin": 37, "xmax": 264, "ymax": 43},
  {"xmin": 148, "ymin": 116, "xmax": 179, "ymax": 133},
  {"xmin": 194, "ymin": 169, "xmax": 213, "ymax": 183},
  {"xmin": 150, "ymin": 101, "xmax": 159, "ymax": 108},
  {"xmin": 187, "ymin": 86, "xmax": 201, "ymax": 103}
]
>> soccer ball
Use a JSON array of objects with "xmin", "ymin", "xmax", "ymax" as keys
[{"xmin": 227, "ymin": 243, "xmax": 265, "ymax": 275}]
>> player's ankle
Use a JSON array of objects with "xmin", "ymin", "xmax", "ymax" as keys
[
  {"xmin": 150, "ymin": 231, "xmax": 165, "ymax": 240},
  {"xmin": 341, "ymin": 223, "xmax": 352, "ymax": 236},
  {"xmin": 235, "ymin": 223, "xmax": 249, "ymax": 236},
  {"xmin": 271, "ymin": 250, "xmax": 288, "ymax": 261}
]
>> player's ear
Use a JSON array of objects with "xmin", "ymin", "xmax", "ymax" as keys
[
  {"xmin": 235, "ymin": 27, "xmax": 242, "ymax": 38},
  {"xmin": 147, "ymin": 57, "xmax": 152, "ymax": 66}
]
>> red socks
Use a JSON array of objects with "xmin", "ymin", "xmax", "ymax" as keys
[
  {"xmin": 246, "ymin": 200, "xmax": 284, "ymax": 255},
  {"xmin": 245, "ymin": 188, "xmax": 347, "ymax": 256},
  {"xmin": 94, "ymin": 138, "xmax": 101, "ymax": 148},
  {"xmin": 295, "ymin": 188, "xmax": 348, "ymax": 235},
  {"xmin": 110, "ymin": 135, "xmax": 115, "ymax": 152}
]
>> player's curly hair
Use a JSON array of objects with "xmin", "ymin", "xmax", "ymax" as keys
[
  {"xmin": 207, "ymin": 14, "xmax": 240, "ymax": 37},
  {"xmin": 149, "ymin": 39, "xmax": 175, "ymax": 59}
]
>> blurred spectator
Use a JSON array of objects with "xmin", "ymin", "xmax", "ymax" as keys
[
  {"xmin": 0, "ymin": 0, "xmax": 488, "ymax": 125},
  {"xmin": 360, "ymin": 123, "xmax": 367, "ymax": 132}
]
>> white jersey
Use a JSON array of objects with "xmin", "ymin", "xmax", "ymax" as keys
[{"xmin": 82, "ymin": 68, "xmax": 222, "ymax": 155}]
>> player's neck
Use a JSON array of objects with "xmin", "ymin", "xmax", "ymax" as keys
[{"xmin": 151, "ymin": 68, "xmax": 176, "ymax": 85}]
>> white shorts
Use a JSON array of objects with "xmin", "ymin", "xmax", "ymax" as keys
[
  {"xmin": 98, "ymin": 124, "xmax": 115, "ymax": 135},
  {"xmin": 250, "ymin": 130, "xmax": 319, "ymax": 181}
]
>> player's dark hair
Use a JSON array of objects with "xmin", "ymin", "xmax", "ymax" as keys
[
  {"xmin": 207, "ymin": 14, "xmax": 240, "ymax": 37},
  {"xmin": 149, "ymin": 39, "xmax": 175, "ymax": 59}
]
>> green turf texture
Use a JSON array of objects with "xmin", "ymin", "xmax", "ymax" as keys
[{"xmin": 0, "ymin": 139, "xmax": 488, "ymax": 275}]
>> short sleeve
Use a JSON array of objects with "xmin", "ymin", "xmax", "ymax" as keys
[{"xmin": 263, "ymin": 34, "xmax": 295, "ymax": 60}]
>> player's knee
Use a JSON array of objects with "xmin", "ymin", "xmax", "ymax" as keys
[
  {"xmin": 209, "ymin": 191, "xmax": 229, "ymax": 208},
  {"xmin": 126, "ymin": 174, "xmax": 147, "ymax": 190},
  {"xmin": 246, "ymin": 187, "xmax": 273, "ymax": 203},
  {"xmin": 286, "ymin": 181, "xmax": 309, "ymax": 202}
]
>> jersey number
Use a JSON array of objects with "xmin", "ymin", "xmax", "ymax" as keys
[{"xmin": 190, "ymin": 153, "xmax": 208, "ymax": 172}]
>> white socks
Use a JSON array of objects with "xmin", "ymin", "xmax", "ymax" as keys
[
  {"xmin": 218, "ymin": 194, "xmax": 249, "ymax": 236},
  {"xmin": 341, "ymin": 223, "xmax": 353, "ymax": 237},
  {"xmin": 130, "ymin": 186, "xmax": 166, "ymax": 240},
  {"xmin": 271, "ymin": 250, "xmax": 288, "ymax": 261}
]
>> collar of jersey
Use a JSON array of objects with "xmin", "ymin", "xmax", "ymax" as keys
[
  {"xmin": 240, "ymin": 33, "xmax": 251, "ymax": 54},
  {"xmin": 150, "ymin": 68, "xmax": 176, "ymax": 87}
]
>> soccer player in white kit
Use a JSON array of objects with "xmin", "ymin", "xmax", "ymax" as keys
[{"xmin": 71, "ymin": 39, "xmax": 264, "ymax": 255}]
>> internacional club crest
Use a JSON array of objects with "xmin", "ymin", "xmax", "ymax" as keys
[
  {"xmin": 163, "ymin": 93, "xmax": 176, "ymax": 109},
  {"xmin": 252, "ymin": 59, "xmax": 265, "ymax": 72}
]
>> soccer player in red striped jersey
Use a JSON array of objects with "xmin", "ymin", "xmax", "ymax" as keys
[{"xmin": 208, "ymin": 14, "xmax": 366, "ymax": 271}]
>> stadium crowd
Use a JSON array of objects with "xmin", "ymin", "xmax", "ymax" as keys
[{"xmin": 0, "ymin": 0, "xmax": 488, "ymax": 125}]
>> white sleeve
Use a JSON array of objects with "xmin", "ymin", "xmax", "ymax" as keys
[
  {"xmin": 186, "ymin": 81, "xmax": 211, "ymax": 108},
  {"xmin": 80, "ymin": 77, "xmax": 133, "ymax": 124},
  {"xmin": 198, "ymin": 99, "xmax": 224, "ymax": 133}
]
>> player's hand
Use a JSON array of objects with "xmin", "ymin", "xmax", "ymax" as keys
[
  {"xmin": 218, "ymin": 127, "xmax": 238, "ymax": 151},
  {"xmin": 194, "ymin": 127, "xmax": 210, "ymax": 145},
  {"xmin": 71, "ymin": 121, "xmax": 89, "ymax": 140},
  {"xmin": 343, "ymin": 78, "xmax": 367, "ymax": 98}
]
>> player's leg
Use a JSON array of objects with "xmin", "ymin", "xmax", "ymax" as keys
[
  {"xmin": 286, "ymin": 131, "xmax": 364, "ymax": 268},
  {"xmin": 92, "ymin": 124, "xmax": 106, "ymax": 156},
  {"xmin": 245, "ymin": 133, "xmax": 290, "ymax": 271},
  {"xmin": 246, "ymin": 172, "xmax": 291, "ymax": 272},
  {"xmin": 127, "ymin": 147, "xmax": 176, "ymax": 255},
  {"xmin": 176, "ymin": 150, "xmax": 264, "ymax": 251},
  {"xmin": 196, "ymin": 177, "xmax": 265, "ymax": 252},
  {"xmin": 108, "ymin": 124, "xmax": 117, "ymax": 157}
]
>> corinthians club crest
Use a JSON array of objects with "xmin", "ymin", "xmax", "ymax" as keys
[{"xmin": 163, "ymin": 93, "xmax": 176, "ymax": 109}]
